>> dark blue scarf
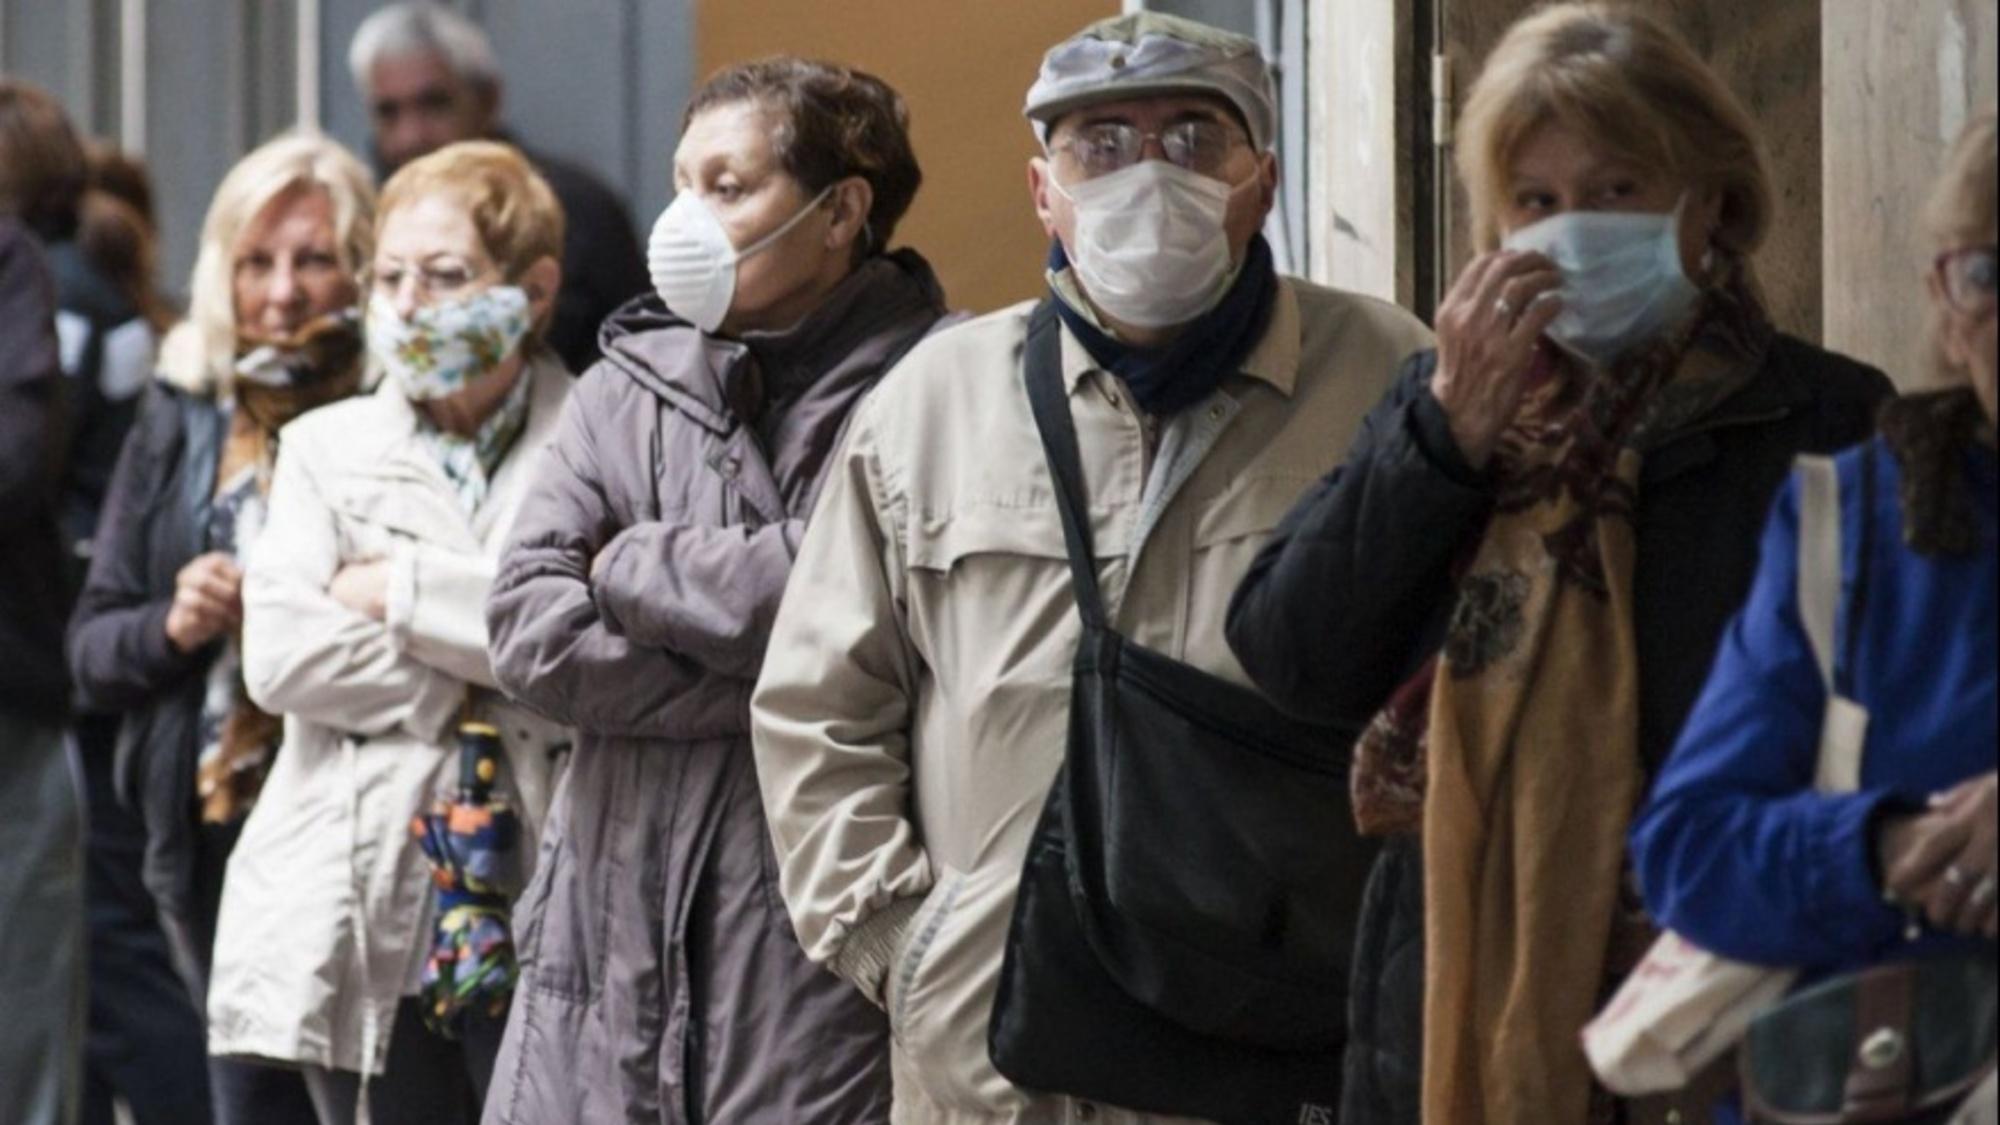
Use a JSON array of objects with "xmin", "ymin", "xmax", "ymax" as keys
[{"xmin": 1047, "ymin": 233, "xmax": 1279, "ymax": 416}]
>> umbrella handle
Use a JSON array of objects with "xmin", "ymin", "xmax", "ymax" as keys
[{"xmin": 457, "ymin": 722, "xmax": 502, "ymax": 803}]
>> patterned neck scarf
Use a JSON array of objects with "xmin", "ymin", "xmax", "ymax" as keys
[
  {"xmin": 1350, "ymin": 266, "xmax": 1773, "ymax": 1125},
  {"xmin": 416, "ymin": 363, "xmax": 533, "ymax": 514},
  {"xmin": 225, "ymin": 309, "xmax": 366, "ymax": 491}
]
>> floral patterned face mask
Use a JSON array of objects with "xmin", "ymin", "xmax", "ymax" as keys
[{"xmin": 366, "ymin": 285, "xmax": 532, "ymax": 402}]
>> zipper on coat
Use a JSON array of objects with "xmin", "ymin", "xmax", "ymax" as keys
[
  {"xmin": 648, "ymin": 409, "xmax": 664, "ymax": 522},
  {"xmin": 682, "ymin": 1013, "xmax": 706, "ymax": 1125}
]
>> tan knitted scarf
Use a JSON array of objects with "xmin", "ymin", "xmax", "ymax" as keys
[
  {"xmin": 1350, "ymin": 271, "xmax": 1774, "ymax": 1125},
  {"xmin": 198, "ymin": 311, "xmax": 363, "ymax": 825}
]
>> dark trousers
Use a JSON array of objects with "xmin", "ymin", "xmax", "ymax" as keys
[
  {"xmin": 207, "ymin": 1058, "xmax": 318, "ymax": 1125},
  {"xmin": 300, "ymin": 999, "xmax": 505, "ymax": 1125},
  {"xmin": 77, "ymin": 714, "xmax": 211, "ymax": 1125}
]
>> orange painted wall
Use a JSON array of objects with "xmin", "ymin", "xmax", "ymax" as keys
[{"xmin": 695, "ymin": 0, "xmax": 1117, "ymax": 315}]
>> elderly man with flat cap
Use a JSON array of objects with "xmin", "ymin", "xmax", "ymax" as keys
[{"xmin": 752, "ymin": 14, "xmax": 1432, "ymax": 1123}]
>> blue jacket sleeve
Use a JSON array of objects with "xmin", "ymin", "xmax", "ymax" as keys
[{"xmin": 1630, "ymin": 474, "xmax": 1911, "ymax": 969}]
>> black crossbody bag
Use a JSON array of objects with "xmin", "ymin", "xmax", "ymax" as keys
[{"xmin": 987, "ymin": 302, "xmax": 1380, "ymax": 1125}]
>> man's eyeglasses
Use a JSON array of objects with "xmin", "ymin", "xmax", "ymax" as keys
[
  {"xmin": 1935, "ymin": 246, "xmax": 1999, "ymax": 315},
  {"xmin": 1050, "ymin": 120, "xmax": 1247, "ymax": 180}
]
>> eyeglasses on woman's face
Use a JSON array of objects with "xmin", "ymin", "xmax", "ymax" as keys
[
  {"xmin": 368, "ymin": 192, "xmax": 501, "ymax": 313},
  {"xmin": 1935, "ymin": 246, "xmax": 2000, "ymax": 316},
  {"xmin": 368, "ymin": 260, "xmax": 497, "ymax": 304}
]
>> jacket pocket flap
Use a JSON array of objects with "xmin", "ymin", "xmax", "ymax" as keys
[
  {"xmin": 906, "ymin": 503, "xmax": 1129, "ymax": 570},
  {"xmin": 1193, "ymin": 475, "xmax": 1315, "ymax": 547}
]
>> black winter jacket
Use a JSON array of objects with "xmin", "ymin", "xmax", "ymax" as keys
[
  {"xmin": 1225, "ymin": 337, "xmax": 1893, "ymax": 1125},
  {"xmin": 0, "ymin": 220, "xmax": 70, "ymax": 721},
  {"xmin": 67, "ymin": 382, "xmax": 226, "ymax": 993}
]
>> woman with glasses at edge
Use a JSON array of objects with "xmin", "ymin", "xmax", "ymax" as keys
[
  {"xmin": 1629, "ymin": 108, "xmax": 1998, "ymax": 1124},
  {"xmin": 204, "ymin": 141, "xmax": 573, "ymax": 1125}
]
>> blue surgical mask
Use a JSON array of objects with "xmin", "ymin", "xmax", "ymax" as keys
[{"xmin": 1504, "ymin": 200, "xmax": 1701, "ymax": 369}]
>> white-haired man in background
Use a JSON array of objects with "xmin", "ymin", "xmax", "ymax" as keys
[{"xmin": 349, "ymin": 1, "xmax": 647, "ymax": 371}]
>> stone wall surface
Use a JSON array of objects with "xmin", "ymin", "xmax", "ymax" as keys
[{"xmin": 1823, "ymin": 0, "xmax": 1998, "ymax": 389}]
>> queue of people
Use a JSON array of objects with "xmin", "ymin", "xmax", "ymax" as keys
[{"xmin": 0, "ymin": 4, "xmax": 1993, "ymax": 1125}]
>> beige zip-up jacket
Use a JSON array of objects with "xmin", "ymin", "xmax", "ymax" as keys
[
  {"xmin": 751, "ymin": 277, "xmax": 1432, "ymax": 1124},
  {"xmin": 209, "ymin": 357, "xmax": 572, "ymax": 1076}
]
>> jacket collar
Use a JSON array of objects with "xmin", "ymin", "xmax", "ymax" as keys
[
  {"xmin": 1055, "ymin": 273, "xmax": 1302, "ymax": 399},
  {"xmin": 363, "ymin": 352, "xmax": 571, "ymax": 546},
  {"xmin": 599, "ymin": 250, "xmax": 948, "ymax": 437},
  {"xmin": 1640, "ymin": 336, "xmax": 1814, "ymax": 485}
]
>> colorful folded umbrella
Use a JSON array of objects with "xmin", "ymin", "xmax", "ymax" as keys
[{"xmin": 411, "ymin": 721, "xmax": 520, "ymax": 1037}]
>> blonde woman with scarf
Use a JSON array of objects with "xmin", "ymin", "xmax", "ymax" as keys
[
  {"xmin": 68, "ymin": 132, "xmax": 376, "ymax": 1125},
  {"xmin": 1227, "ymin": 5, "xmax": 1893, "ymax": 1124}
]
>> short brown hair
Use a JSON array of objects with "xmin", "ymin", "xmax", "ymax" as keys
[
  {"xmin": 0, "ymin": 80, "xmax": 87, "ymax": 239},
  {"xmin": 1457, "ymin": 2, "xmax": 1773, "ymax": 255},
  {"xmin": 86, "ymin": 140, "xmax": 157, "ymax": 232},
  {"xmin": 685, "ymin": 57, "xmax": 922, "ymax": 258},
  {"xmin": 377, "ymin": 139, "xmax": 564, "ymax": 308}
]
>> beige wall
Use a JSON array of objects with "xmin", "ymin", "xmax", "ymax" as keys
[
  {"xmin": 695, "ymin": 0, "xmax": 1117, "ymax": 316},
  {"xmin": 1311, "ymin": 0, "xmax": 1421, "ymax": 307},
  {"xmin": 1822, "ymin": 0, "xmax": 1998, "ymax": 389}
]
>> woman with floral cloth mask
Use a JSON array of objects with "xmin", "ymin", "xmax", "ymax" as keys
[
  {"xmin": 1227, "ymin": 5, "xmax": 1896, "ymax": 1124},
  {"xmin": 480, "ymin": 57, "xmax": 951, "ymax": 1124},
  {"xmin": 204, "ymin": 140, "xmax": 573, "ymax": 1125},
  {"xmin": 69, "ymin": 132, "xmax": 376, "ymax": 1125}
]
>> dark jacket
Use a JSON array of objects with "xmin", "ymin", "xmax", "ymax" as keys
[
  {"xmin": 0, "ymin": 219, "xmax": 71, "ymax": 721},
  {"xmin": 482, "ymin": 250, "xmax": 950, "ymax": 1124},
  {"xmin": 47, "ymin": 238, "xmax": 148, "ymax": 579},
  {"xmin": 1225, "ymin": 338, "xmax": 1893, "ymax": 1125},
  {"xmin": 66, "ymin": 381, "xmax": 225, "ymax": 992},
  {"xmin": 507, "ymin": 137, "xmax": 648, "ymax": 374}
]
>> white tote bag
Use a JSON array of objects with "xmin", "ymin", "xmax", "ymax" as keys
[{"xmin": 1585, "ymin": 455, "xmax": 1871, "ymax": 1096}]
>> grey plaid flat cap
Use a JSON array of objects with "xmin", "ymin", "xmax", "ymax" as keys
[{"xmin": 1023, "ymin": 12, "xmax": 1277, "ymax": 152}]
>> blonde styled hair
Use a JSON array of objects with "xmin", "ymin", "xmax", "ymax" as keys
[
  {"xmin": 1922, "ymin": 107, "xmax": 1997, "ymax": 386},
  {"xmin": 159, "ymin": 132, "xmax": 375, "ymax": 395},
  {"xmin": 1457, "ymin": 2, "xmax": 1772, "ymax": 255},
  {"xmin": 375, "ymin": 140, "xmax": 564, "ymax": 340}
]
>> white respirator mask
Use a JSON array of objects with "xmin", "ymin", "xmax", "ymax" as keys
[
  {"xmin": 1054, "ymin": 160, "xmax": 1254, "ymax": 329},
  {"xmin": 646, "ymin": 184, "xmax": 834, "ymax": 334}
]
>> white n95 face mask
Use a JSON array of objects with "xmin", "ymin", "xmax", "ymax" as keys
[
  {"xmin": 1503, "ymin": 201, "xmax": 1702, "ymax": 369},
  {"xmin": 646, "ymin": 184, "xmax": 834, "ymax": 334},
  {"xmin": 1055, "ymin": 160, "xmax": 1251, "ymax": 329}
]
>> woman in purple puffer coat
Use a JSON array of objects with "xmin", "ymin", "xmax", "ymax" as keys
[{"xmin": 481, "ymin": 57, "xmax": 954, "ymax": 1125}]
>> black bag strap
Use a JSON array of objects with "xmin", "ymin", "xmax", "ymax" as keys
[{"xmin": 1024, "ymin": 300, "xmax": 1111, "ymax": 632}]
